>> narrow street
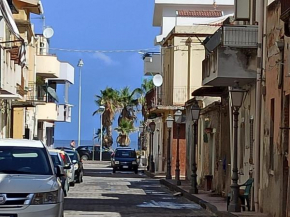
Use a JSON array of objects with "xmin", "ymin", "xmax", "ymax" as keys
[{"xmin": 64, "ymin": 162, "xmax": 215, "ymax": 217}]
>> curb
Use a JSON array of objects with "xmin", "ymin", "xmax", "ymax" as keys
[{"xmin": 160, "ymin": 179, "xmax": 237, "ymax": 217}]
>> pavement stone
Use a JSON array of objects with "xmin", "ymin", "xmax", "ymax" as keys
[{"xmin": 64, "ymin": 162, "xmax": 215, "ymax": 217}]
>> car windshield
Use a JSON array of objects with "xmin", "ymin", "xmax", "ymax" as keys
[
  {"xmin": 66, "ymin": 151, "xmax": 78, "ymax": 161},
  {"xmin": 49, "ymin": 153, "xmax": 61, "ymax": 167},
  {"xmin": 0, "ymin": 146, "xmax": 53, "ymax": 175},
  {"xmin": 115, "ymin": 150, "xmax": 136, "ymax": 158}
]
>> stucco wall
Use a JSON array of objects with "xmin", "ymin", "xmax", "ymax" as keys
[{"xmin": 260, "ymin": 2, "xmax": 284, "ymax": 216}]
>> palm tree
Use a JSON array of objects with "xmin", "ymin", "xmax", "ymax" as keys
[
  {"xmin": 94, "ymin": 127, "xmax": 106, "ymax": 143},
  {"xmin": 140, "ymin": 78, "xmax": 154, "ymax": 120},
  {"xmin": 93, "ymin": 87, "xmax": 120, "ymax": 147},
  {"xmin": 141, "ymin": 78, "xmax": 154, "ymax": 94},
  {"xmin": 115, "ymin": 118, "xmax": 137, "ymax": 147},
  {"xmin": 118, "ymin": 86, "xmax": 142, "ymax": 125}
]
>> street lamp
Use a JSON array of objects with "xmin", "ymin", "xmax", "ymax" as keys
[
  {"xmin": 77, "ymin": 59, "xmax": 84, "ymax": 147},
  {"xmin": 166, "ymin": 114, "xmax": 174, "ymax": 179},
  {"xmin": 190, "ymin": 100, "xmax": 200, "ymax": 194},
  {"xmin": 174, "ymin": 109, "xmax": 182, "ymax": 186},
  {"xmin": 149, "ymin": 121, "xmax": 156, "ymax": 173},
  {"xmin": 98, "ymin": 105, "xmax": 105, "ymax": 161},
  {"xmin": 228, "ymin": 82, "xmax": 246, "ymax": 212}
]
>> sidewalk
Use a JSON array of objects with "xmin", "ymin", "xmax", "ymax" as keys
[{"xmin": 145, "ymin": 172, "xmax": 270, "ymax": 217}]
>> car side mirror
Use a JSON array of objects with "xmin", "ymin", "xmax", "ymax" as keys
[
  {"xmin": 72, "ymin": 160, "xmax": 77, "ymax": 164},
  {"xmin": 56, "ymin": 165, "xmax": 65, "ymax": 177}
]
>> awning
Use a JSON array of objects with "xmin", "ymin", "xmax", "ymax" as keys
[
  {"xmin": 191, "ymin": 86, "xmax": 227, "ymax": 97},
  {"xmin": 46, "ymin": 87, "xmax": 59, "ymax": 102}
]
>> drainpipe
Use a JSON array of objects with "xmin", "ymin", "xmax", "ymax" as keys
[
  {"xmin": 187, "ymin": 37, "xmax": 192, "ymax": 101},
  {"xmin": 254, "ymin": 0, "xmax": 264, "ymax": 212}
]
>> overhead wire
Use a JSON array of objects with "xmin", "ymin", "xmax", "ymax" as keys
[{"xmin": 49, "ymin": 47, "xmax": 159, "ymax": 53}]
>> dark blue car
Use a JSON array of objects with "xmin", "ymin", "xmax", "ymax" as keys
[{"xmin": 112, "ymin": 148, "xmax": 138, "ymax": 174}]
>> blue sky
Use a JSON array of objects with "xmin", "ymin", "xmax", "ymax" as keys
[{"xmin": 32, "ymin": 0, "xmax": 159, "ymax": 148}]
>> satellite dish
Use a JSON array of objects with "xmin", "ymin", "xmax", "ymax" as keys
[
  {"xmin": 43, "ymin": 27, "xmax": 54, "ymax": 39},
  {"xmin": 153, "ymin": 74, "xmax": 163, "ymax": 87}
]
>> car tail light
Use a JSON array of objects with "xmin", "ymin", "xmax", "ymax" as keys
[{"xmin": 60, "ymin": 153, "xmax": 65, "ymax": 162}]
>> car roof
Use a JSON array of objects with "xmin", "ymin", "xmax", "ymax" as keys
[
  {"xmin": 55, "ymin": 147, "xmax": 73, "ymax": 150},
  {"xmin": 0, "ymin": 139, "xmax": 44, "ymax": 148},
  {"xmin": 48, "ymin": 148, "xmax": 65, "ymax": 154}
]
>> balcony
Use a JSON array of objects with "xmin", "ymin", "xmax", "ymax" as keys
[
  {"xmin": 36, "ymin": 103, "xmax": 58, "ymax": 121},
  {"xmin": 143, "ymin": 52, "xmax": 161, "ymax": 76},
  {"xmin": 48, "ymin": 62, "xmax": 74, "ymax": 84},
  {"xmin": 36, "ymin": 55, "xmax": 60, "ymax": 78},
  {"xmin": 202, "ymin": 25, "xmax": 258, "ymax": 87},
  {"xmin": 57, "ymin": 104, "xmax": 72, "ymax": 122},
  {"xmin": 145, "ymin": 86, "xmax": 196, "ymax": 110}
]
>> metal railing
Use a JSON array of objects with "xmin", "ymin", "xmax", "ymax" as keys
[
  {"xmin": 222, "ymin": 25, "xmax": 258, "ymax": 48},
  {"xmin": 146, "ymin": 87, "xmax": 197, "ymax": 108},
  {"xmin": 204, "ymin": 25, "xmax": 258, "ymax": 52},
  {"xmin": 26, "ymin": 82, "xmax": 56, "ymax": 103}
]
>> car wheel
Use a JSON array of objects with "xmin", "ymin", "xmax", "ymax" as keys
[
  {"xmin": 81, "ymin": 155, "xmax": 89, "ymax": 161},
  {"xmin": 69, "ymin": 181, "xmax": 75, "ymax": 187}
]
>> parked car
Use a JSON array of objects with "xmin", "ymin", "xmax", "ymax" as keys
[
  {"xmin": 65, "ymin": 149, "xmax": 84, "ymax": 183},
  {"xmin": 111, "ymin": 148, "xmax": 138, "ymax": 174},
  {"xmin": 76, "ymin": 145, "xmax": 112, "ymax": 161},
  {"xmin": 49, "ymin": 149, "xmax": 70, "ymax": 196},
  {"xmin": 110, "ymin": 147, "xmax": 131, "ymax": 167},
  {"xmin": 0, "ymin": 139, "xmax": 64, "ymax": 217},
  {"xmin": 52, "ymin": 149, "xmax": 75, "ymax": 187}
]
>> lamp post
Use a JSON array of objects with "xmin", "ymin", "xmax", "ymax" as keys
[
  {"xmin": 149, "ymin": 121, "xmax": 156, "ymax": 173},
  {"xmin": 139, "ymin": 124, "xmax": 144, "ymax": 153},
  {"xmin": 166, "ymin": 114, "xmax": 174, "ymax": 179},
  {"xmin": 98, "ymin": 105, "xmax": 105, "ymax": 161},
  {"xmin": 190, "ymin": 100, "xmax": 201, "ymax": 194},
  {"xmin": 174, "ymin": 109, "xmax": 182, "ymax": 186},
  {"xmin": 228, "ymin": 82, "xmax": 246, "ymax": 212},
  {"xmin": 77, "ymin": 59, "xmax": 84, "ymax": 147}
]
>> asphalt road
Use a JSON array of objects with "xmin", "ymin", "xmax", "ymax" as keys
[{"xmin": 64, "ymin": 162, "xmax": 215, "ymax": 217}]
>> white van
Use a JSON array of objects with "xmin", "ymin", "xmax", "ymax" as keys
[{"xmin": 0, "ymin": 139, "xmax": 64, "ymax": 217}]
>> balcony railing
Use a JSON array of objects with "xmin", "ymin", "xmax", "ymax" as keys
[
  {"xmin": 204, "ymin": 25, "xmax": 258, "ymax": 53},
  {"xmin": 26, "ymin": 82, "xmax": 56, "ymax": 103},
  {"xmin": 145, "ymin": 86, "xmax": 197, "ymax": 109}
]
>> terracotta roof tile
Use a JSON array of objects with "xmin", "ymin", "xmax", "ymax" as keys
[{"xmin": 177, "ymin": 10, "xmax": 223, "ymax": 17}]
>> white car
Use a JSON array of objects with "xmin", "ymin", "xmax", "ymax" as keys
[{"xmin": 0, "ymin": 139, "xmax": 64, "ymax": 217}]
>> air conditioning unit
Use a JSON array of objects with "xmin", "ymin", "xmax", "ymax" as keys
[{"xmin": 235, "ymin": 0, "xmax": 250, "ymax": 21}]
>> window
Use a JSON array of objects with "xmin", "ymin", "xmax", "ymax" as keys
[
  {"xmin": 50, "ymin": 154, "xmax": 61, "ymax": 167},
  {"xmin": 67, "ymin": 151, "xmax": 78, "ymax": 161},
  {"xmin": 270, "ymin": 98, "xmax": 275, "ymax": 171},
  {"xmin": 115, "ymin": 150, "xmax": 136, "ymax": 158},
  {"xmin": 0, "ymin": 147, "xmax": 52, "ymax": 175},
  {"xmin": 64, "ymin": 154, "xmax": 71, "ymax": 166}
]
